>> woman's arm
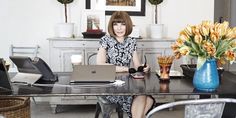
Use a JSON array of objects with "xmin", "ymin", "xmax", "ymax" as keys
[
  {"xmin": 96, "ymin": 47, "xmax": 108, "ymax": 65},
  {"xmin": 96, "ymin": 47, "xmax": 129, "ymax": 72},
  {"xmin": 132, "ymin": 51, "xmax": 141, "ymax": 69},
  {"xmin": 132, "ymin": 51, "xmax": 150, "ymax": 73}
]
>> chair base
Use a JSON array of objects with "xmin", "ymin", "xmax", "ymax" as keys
[{"xmin": 95, "ymin": 97, "xmax": 123, "ymax": 118}]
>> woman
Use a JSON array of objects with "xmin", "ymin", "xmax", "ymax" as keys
[{"xmin": 96, "ymin": 11, "xmax": 155, "ymax": 118}]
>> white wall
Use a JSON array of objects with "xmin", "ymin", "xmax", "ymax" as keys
[
  {"xmin": 0, "ymin": 0, "xmax": 214, "ymax": 64},
  {"xmin": 231, "ymin": 0, "xmax": 236, "ymax": 27},
  {"xmin": 214, "ymin": 0, "xmax": 226, "ymax": 22}
]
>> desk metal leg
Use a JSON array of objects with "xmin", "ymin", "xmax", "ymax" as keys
[
  {"xmin": 95, "ymin": 102, "xmax": 101, "ymax": 118},
  {"xmin": 116, "ymin": 107, "xmax": 123, "ymax": 118},
  {"xmin": 31, "ymin": 97, "xmax": 37, "ymax": 104}
]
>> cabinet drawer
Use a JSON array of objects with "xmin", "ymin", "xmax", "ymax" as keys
[
  {"xmin": 137, "ymin": 42, "xmax": 174, "ymax": 48},
  {"xmin": 52, "ymin": 41, "xmax": 100, "ymax": 48},
  {"xmin": 152, "ymin": 95, "xmax": 175, "ymax": 103},
  {"xmin": 60, "ymin": 96, "xmax": 85, "ymax": 101},
  {"xmin": 52, "ymin": 41, "xmax": 86, "ymax": 48},
  {"xmin": 50, "ymin": 96, "xmax": 85, "ymax": 103},
  {"xmin": 84, "ymin": 42, "xmax": 100, "ymax": 48},
  {"xmin": 50, "ymin": 96, "xmax": 98, "ymax": 105},
  {"xmin": 85, "ymin": 96, "xmax": 97, "ymax": 100}
]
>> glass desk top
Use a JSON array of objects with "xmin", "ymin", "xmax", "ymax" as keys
[{"xmin": 1, "ymin": 72, "xmax": 236, "ymax": 97}]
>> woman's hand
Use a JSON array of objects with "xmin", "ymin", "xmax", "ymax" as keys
[{"xmin": 143, "ymin": 64, "xmax": 150, "ymax": 73}]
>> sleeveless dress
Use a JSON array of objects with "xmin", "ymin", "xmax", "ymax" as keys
[{"xmin": 99, "ymin": 35, "xmax": 137, "ymax": 117}]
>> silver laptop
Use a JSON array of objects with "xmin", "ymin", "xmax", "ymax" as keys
[{"xmin": 70, "ymin": 65, "xmax": 116, "ymax": 83}]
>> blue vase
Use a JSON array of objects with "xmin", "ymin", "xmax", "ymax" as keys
[{"xmin": 193, "ymin": 59, "xmax": 219, "ymax": 91}]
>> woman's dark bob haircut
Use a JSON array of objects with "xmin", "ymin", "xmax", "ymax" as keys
[{"xmin": 108, "ymin": 11, "xmax": 133, "ymax": 37}]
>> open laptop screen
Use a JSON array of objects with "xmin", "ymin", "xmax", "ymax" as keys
[
  {"xmin": 70, "ymin": 65, "xmax": 116, "ymax": 83},
  {"xmin": 0, "ymin": 59, "xmax": 12, "ymax": 91}
]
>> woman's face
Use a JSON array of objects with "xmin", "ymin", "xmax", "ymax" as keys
[{"xmin": 113, "ymin": 22, "xmax": 126, "ymax": 38}]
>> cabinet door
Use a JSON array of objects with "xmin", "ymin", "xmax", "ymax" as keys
[
  {"xmin": 61, "ymin": 49, "xmax": 84, "ymax": 72},
  {"xmin": 143, "ymin": 49, "xmax": 164, "ymax": 72},
  {"xmin": 49, "ymin": 48, "xmax": 61, "ymax": 72}
]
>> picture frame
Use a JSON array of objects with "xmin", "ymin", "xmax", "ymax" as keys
[
  {"xmin": 80, "ymin": 10, "xmax": 106, "ymax": 33},
  {"xmin": 86, "ymin": 0, "xmax": 146, "ymax": 16}
]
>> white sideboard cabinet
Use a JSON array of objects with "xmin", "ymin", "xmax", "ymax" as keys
[
  {"xmin": 48, "ymin": 37, "xmax": 179, "ymax": 113},
  {"xmin": 48, "ymin": 37, "xmax": 179, "ymax": 72}
]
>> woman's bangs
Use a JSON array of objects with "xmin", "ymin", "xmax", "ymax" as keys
[{"xmin": 113, "ymin": 18, "xmax": 125, "ymax": 24}]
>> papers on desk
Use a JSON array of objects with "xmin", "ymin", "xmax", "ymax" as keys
[
  {"xmin": 11, "ymin": 72, "xmax": 42, "ymax": 85},
  {"xmin": 113, "ymin": 80, "xmax": 125, "ymax": 86},
  {"xmin": 70, "ymin": 80, "xmax": 126, "ymax": 89},
  {"xmin": 156, "ymin": 70, "xmax": 184, "ymax": 78}
]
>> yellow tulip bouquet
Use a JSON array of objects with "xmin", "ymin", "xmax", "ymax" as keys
[{"xmin": 171, "ymin": 21, "xmax": 236, "ymax": 69}]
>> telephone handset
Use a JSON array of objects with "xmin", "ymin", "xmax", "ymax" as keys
[{"xmin": 32, "ymin": 57, "xmax": 58, "ymax": 82}]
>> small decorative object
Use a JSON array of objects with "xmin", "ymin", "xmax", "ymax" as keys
[
  {"xmin": 180, "ymin": 64, "xmax": 224, "ymax": 81},
  {"xmin": 56, "ymin": 23, "xmax": 74, "ymax": 38},
  {"xmin": 56, "ymin": 0, "xmax": 75, "ymax": 38},
  {"xmin": 71, "ymin": 55, "xmax": 82, "ymax": 65},
  {"xmin": 193, "ymin": 59, "xmax": 219, "ymax": 91},
  {"xmin": 71, "ymin": 55, "xmax": 82, "ymax": 70},
  {"xmin": 81, "ymin": 10, "xmax": 106, "ymax": 38},
  {"xmin": 157, "ymin": 55, "xmax": 174, "ymax": 81},
  {"xmin": 171, "ymin": 21, "xmax": 236, "ymax": 91},
  {"xmin": 148, "ymin": 0, "xmax": 164, "ymax": 39}
]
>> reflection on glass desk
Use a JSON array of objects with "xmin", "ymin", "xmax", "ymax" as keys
[{"xmin": 2, "ymin": 72, "xmax": 236, "ymax": 97}]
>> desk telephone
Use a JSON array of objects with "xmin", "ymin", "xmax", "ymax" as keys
[{"xmin": 10, "ymin": 56, "xmax": 58, "ymax": 82}]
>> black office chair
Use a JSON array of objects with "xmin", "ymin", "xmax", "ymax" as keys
[
  {"xmin": 87, "ymin": 53, "xmax": 123, "ymax": 118},
  {"xmin": 94, "ymin": 96, "xmax": 123, "ymax": 118}
]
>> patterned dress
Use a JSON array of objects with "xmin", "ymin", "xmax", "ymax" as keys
[{"xmin": 99, "ymin": 35, "xmax": 137, "ymax": 117}]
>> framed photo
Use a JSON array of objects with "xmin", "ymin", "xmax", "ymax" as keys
[
  {"xmin": 80, "ymin": 10, "xmax": 106, "ymax": 33},
  {"xmin": 86, "ymin": 0, "xmax": 146, "ymax": 16}
]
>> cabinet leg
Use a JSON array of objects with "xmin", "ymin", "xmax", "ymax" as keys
[{"xmin": 51, "ymin": 105, "xmax": 58, "ymax": 114}]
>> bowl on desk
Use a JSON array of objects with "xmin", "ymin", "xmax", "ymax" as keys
[{"xmin": 180, "ymin": 64, "xmax": 224, "ymax": 80}]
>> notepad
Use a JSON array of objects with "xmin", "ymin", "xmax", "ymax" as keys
[
  {"xmin": 156, "ymin": 70, "xmax": 183, "ymax": 78},
  {"xmin": 11, "ymin": 72, "xmax": 42, "ymax": 85}
]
